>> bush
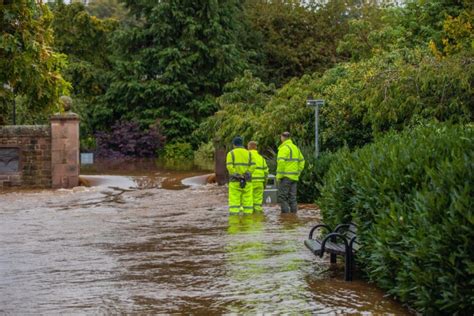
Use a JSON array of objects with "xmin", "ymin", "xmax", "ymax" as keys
[
  {"xmin": 194, "ymin": 142, "xmax": 214, "ymax": 171},
  {"xmin": 163, "ymin": 142, "xmax": 194, "ymax": 160},
  {"xmin": 318, "ymin": 123, "xmax": 474, "ymax": 314},
  {"xmin": 95, "ymin": 121, "xmax": 164, "ymax": 158},
  {"xmin": 194, "ymin": 142, "xmax": 214, "ymax": 161},
  {"xmin": 297, "ymin": 148, "xmax": 335, "ymax": 203},
  {"xmin": 80, "ymin": 136, "xmax": 96, "ymax": 153}
]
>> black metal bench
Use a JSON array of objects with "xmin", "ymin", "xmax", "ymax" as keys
[{"xmin": 304, "ymin": 223, "xmax": 359, "ymax": 281}]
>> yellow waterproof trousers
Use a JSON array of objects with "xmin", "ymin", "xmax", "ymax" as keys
[
  {"xmin": 252, "ymin": 181, "xmax": 265, "ymax": 212},
  {"xmin": 228, "ymin": 181, "xmax": 253, "ymax": 214}
]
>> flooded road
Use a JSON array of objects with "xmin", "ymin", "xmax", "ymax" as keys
[{"xmin": 0, "ymin": 171, "xmax": 411, "ymax": 314}]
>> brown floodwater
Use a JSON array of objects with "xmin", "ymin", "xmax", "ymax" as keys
[{"xmin": 0, "ymin": 164, "xmax": 412, "ymax": 314}]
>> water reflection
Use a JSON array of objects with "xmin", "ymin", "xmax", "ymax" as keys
[
  {"xmin": 81, "ymin": 158, "xmax": 213, "ymax": 176},
  {"xmin": 81, "ymin": 158, "xmax": 211, "ymax": 190}
]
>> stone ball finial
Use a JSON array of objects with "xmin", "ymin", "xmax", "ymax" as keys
[{"xmin": 59, "ymin": 95, "xmax": 73, "ymax": 112}]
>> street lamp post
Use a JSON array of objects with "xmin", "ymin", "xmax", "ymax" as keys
[{"xmin": 306, "ymin": 97, "xmax": 325, "ymax": 157}]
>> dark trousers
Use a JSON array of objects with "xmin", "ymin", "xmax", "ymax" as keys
[{"xmin": 278, "ymin": 177, "xmax": 298, "ymax": 213}]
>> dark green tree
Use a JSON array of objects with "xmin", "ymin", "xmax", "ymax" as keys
[
  {"xmin": 103, "ymin": 0, "xmax": 248, "ymax": 142},
  {"xmin": 85, "ymin": 0, "xmax": 128, "ymax": 20}
]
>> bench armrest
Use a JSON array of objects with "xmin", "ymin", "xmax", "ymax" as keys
[
  {"xmin": 349, "ymin": 236, "xmax": 357, "ymax": 249},
  {"xmin": 309, "ymin": 224, "xmax": 332, "ymax": 239},
  {"xmin": 320, "ymin": 233, "xmax": 349, "ymax": 257}
]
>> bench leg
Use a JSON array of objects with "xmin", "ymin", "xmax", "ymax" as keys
[
  {"xmin": 330, "ymin": 236, "xmax": 337, "ymax": 264},
  {"xmin": 344, "ymin": 252, "xmax": 352, "ymax": 281},
  {"xmin": 351, "ymin": 253, "xmax": 356, "ymax": 275}
]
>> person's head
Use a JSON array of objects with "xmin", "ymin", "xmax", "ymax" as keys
[
  {"xmin": 247, "ymin": 141, "xmax": 257, "ymax": 151},
  {"xmin": 280, "ymin": 131, "xmax": 290, "ymax": 143},
  {"xmin": 232, "ymin": 136, "xmax": 243, "ymax": 148}
]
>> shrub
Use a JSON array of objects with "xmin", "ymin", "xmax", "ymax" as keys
[
  {"xmin": 297, "ymin": 148, "xmax": 335, "ymax": 203},
  {"xmin": 194, "ymin": 142, "xmax": 214, "ymax": 161},
  {"xmin": 95, "ymin": 121, "xmax": 164, "ymax": 158},
  {"xmin": 80, "ymin": 136, "xmax": 96, "ymax": 153},
  {"xmin": 163, "ymin": 142, "xmax": 194, "ymax": 160},
  {"xmin": 194, "ymin": 142, "xmax": 214, "ymax": 171},
  {"xmin": 318, "ymin": 123, "xmax": 474, "ymax": 314},
  {"xmin": 195, "ymin": 71, "xmax": 274, "ymax": 147}
]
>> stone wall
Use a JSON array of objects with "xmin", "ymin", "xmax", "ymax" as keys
[
  {"xmin": 0, "ymin": 125, "xmax": 52, "ymax": 188},
  {"xmin": 0, "ymin": 113, "xmax": 80, "ymax": 189}
]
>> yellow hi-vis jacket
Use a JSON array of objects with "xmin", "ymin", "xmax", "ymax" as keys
[
  {"xmin": 249, "ymin": 150, "xmax": 268, "ymax": 182},
  {"xmin": 226, "ymin": 147, "xmax": 255, "ymax": 180},
  {"xmin": 276, "ymin": 139, "xmax": 305, "ymax": 181}
]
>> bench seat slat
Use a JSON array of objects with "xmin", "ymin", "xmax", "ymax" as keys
[
  {"xmin": 304, "ymin": 239, "xmax": 348, "ymax": 256},
  {"xmin": 304, "ymin": 239, "xmax": 322, "ymax": 255}
]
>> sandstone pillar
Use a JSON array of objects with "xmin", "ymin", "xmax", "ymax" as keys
[{"xmin": 50, "ymin": 113, "xmax": 80, "ymax": 189}]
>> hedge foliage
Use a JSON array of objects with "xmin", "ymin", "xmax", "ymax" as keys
[
  {"xmin": 297, "ymin": 149, "xmax": 335, "ymax": 203},
  {"xmin": 163, "ymin": 142, "xmax": 194, "ymax": 160},
  {"xmin": 318, "ymin": 124, "xmax": 474, "ymax": 314}
]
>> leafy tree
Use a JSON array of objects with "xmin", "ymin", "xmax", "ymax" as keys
[
  {"xmin": 203, "ymin": 47, "xmax": 472, "ymax": 153},
  {"xmin": 244, "ymin": 0, "xmax": 377, "ymax": 86},
  {"xmin": 48, "ymin": 1, "xmax": 118, "ymax": 137},
  {"xmin": 430, "ymin": 9, "xmax": 473, "ymax": 57},
  {"xmin": 85, "ymin": 0, "xmax": 128, "ymax": 20},
  {"xmin": 338, "ymin": 0, "xmax": 473, "ymax": 61},
  {"xmin": 399, "ymin": 0, "xmax": 471, "ymax": 47},
  {"xmin": 102, "ymin": 0, "xmax": 249, "ymax": 142},
  {"xmin": 196, "ymin": 70, "xmax": 275, "ymax": 146},
  {"xmin": 0, "ymin": 0, "xmax": 69, "ymax": 125}
]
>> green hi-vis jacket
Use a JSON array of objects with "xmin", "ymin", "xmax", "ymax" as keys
[
  {"xmin": 276, "ymin": 139, "xmax": 305, "ymax": 181},
  {"xmin": 226, "ymin": 147, "xmax": 256, "ymax": 180},
  {"xmin": 249, "ymin": 149, "xmax": 269, "ymax": 183}
]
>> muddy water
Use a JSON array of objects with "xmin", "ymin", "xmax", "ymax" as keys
[
  {"xmin": 0, "ymin": 173, "xmax": 411, "ymax": 314},
  {"xmin": 81, "ymin": 158, "xmax": 211, "ymax": 190}
]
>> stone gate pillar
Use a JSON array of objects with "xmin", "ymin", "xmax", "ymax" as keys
[{"xmin": 50, "ymin": 113, "xmax": 80, "ymax": 189}]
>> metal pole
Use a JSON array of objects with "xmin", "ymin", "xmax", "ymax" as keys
[{"xmin": 315, "ymin": 105, "xmax": 319, "ymax": 157}]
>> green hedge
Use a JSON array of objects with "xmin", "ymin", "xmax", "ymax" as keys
[
  {"xmin": 194, "ymin": 142, "xmax": 214, "ymax": 171},
  {"xmin": 297, "ymin": 149, "xmax": 335, "ymax": 203},
  {"xmin": 318, "ymin": 123, "xmax": 474, "ymax": 314},
  {"xmin": 163, "ymin": 142, "xmax": 194, "ymax": 160}
]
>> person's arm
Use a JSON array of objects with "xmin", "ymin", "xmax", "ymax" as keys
[
  {"xmin": 226, "ymin": 151, "xmax": 236, "ymax": 175},
  {"xmin": 276, "ymin": 146, "xmax": 288, "ymax": 179}
]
